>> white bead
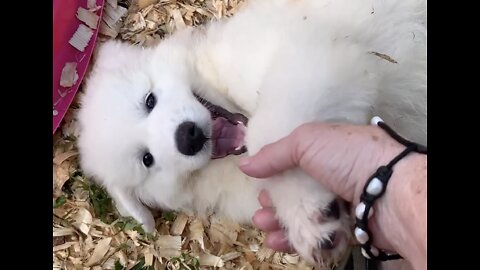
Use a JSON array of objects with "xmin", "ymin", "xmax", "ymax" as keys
[
  {"xmin": 354, "ymin": 227, "xmax": 369, "ymax": 244},
  {"xmin": 370, "ymin": 116, "xmax": 384, "ymax": 125},
  {"xmin": 355, "ymin": 202, "xmax": 374, "ymax": 219},
  {"xmin": 361, "ymin": 248, "xmax": 370, "ymax": 259},
  {"xmin": 366, "ymin": 177, "xmax": 383, "ymax": 196},
  {"xmin": 361, "ymin": 246, "xmax": 379, "ymax": 258},
  {"xmin": 53, "ymin": 110, "xmax": 58, "ymax": 116}
]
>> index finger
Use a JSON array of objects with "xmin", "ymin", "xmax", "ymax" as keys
[{"xmin": 238, "ymin": 134, "xmax": 299, "ymax": 178}]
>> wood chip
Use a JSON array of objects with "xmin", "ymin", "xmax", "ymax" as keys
[
  {"xmin": 99, "ymin": 21, "xmax": 120, "ymax": 38},
  {"xmin": 53, "ymin": 150, "xmax": 78, "ymax": 165},
  {"xmin": 256, "ymin": 247, "xmax": 275, "ymax": 262},
  {"xmin": 107, "ymin": 0, "xmax": 118, "ymax": 9},
  {"xmin": 72, "ymin": 207, "xmax": 93, "ymax": 235},
  {"xmin": 85, "ymin": 237, "xmax": 112, "ymax": 266},
  {"xmin": 155, "ymin": 235, "xmax": 182, "ymax": 258},
  {"xmin": 69, "ymin": 24, "xmax": 94, "ymax": 52},
  {"xmin": 145, "ymin": 250, "xmax": 154, "ymax": 266},
  {"xmin": 87, "ymin": 0, "xmax": 97, "ymax": 9},
  {"xmin": 117, "ymin": 251, "xmax": 128, "ymax": 267},
  {"xmin": 59, "ymin": 62, "xmax": 79, "ymax": 88},
  {"xmin": 124, "ymin": 12, "xmax": 147, "ymax": 33},
  {"xmin": 53, "ymin": 227, "xmax": 75, "ymax": 237},
  {"xmin": 189, "ymin": 218, "xmax": 205, "ymax": 250},
  {"xmin": 137, "ymin": 0, "xmax": 159, "ymax": 10},
  {"xmin": 199, "ymin": 253, "xmax": 224, "ymax": 267},
  {"xmin": 103, "ymin": 3, "xmax": 128, "ymax": 28},
  {"xmin": 283, "ymin": 253, "xmax": 300, "ymax": 264},
  {"xmin": 169, "ymin": 8, "xmax": 186, "ymax": 30},
  {"xmin": 169, "ymin": 213, "xmax": 188, "ymax": 236},
  {"xmin": 53, "ymin": 241, "xmax": 76, "ymax": 252},
  {"xmin": 369, "ymin": 51, "xmax": 398, "ymax": 64},
  {"xmin": 76, "ymin": 7, "xmax": 100, "ymax": 29},
  {"xmin": 53, "ymin": 163, "xmax": 70, "ymax": 197},
  {"xmin": 221, "ymin": 251, "xmax": 242, "ymax": 262},
  {"xmin": 208, "ymin": 217, "xmax": 239, "ymax": 245}
]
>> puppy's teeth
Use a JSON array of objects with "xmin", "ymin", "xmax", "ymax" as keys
[{"xmin": 235, "ymin": 146, "xmax": 242, "ymax": 151}]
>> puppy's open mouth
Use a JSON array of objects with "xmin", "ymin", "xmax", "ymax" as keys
[{"xmin": 194, "ymin": 94, "xmax": 248, "ymax": 159}]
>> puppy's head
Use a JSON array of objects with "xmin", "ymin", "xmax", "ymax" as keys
[{"xmin": 77, "ymin": 40, "xmax": 215, "ymax": 189}]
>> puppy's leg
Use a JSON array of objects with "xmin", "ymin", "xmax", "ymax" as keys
[
  {"xmin": 245, "ymin": 113, "xmax": 352, "ymax": 265},
  {"xmin": 114, "ymin": 198, "xmax": 129, "ymax": 217},
  {"xmin": 244, "ymin": 117, "xmax": 351, "ymax": 264},
  {"xmin": 190, "ymin": 156, "xmax": 261, "ymax": 224},
  {"xmin": 109, "ymin": 187, "xmax": 156, "ymax": 233},
  {"xmin": 244, "ymin": 86, "xmax": 358, "ymax": 263}
]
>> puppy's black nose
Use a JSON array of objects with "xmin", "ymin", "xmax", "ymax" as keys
[{"xmin": 175, "ymin": 121, "xmax": 207, "ymax": 156}]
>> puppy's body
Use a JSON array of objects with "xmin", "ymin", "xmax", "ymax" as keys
[{"xmin": 78, "ymin": 0, "xmax": 426, "ymax": 266}]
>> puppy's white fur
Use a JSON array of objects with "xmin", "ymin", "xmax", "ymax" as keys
[{"xmin": 77, "ymin": 0, "xmax": 426, "ymax": 266}]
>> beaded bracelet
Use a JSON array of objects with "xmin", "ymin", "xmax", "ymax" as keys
[{"xmin": 353, "ymin": 116, "xmax": 427, "ymax": 261}]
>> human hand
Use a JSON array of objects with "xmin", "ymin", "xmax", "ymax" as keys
[{"xmin": 239, "ymin": 122, "xmax": 405, "ymax": 252}]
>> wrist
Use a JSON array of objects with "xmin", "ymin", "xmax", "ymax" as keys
[
  {"xmin": 351, "ymin": 126, "xmax": 405, "ymax": 205},
  {"xmin": 354, "ymin": 136, "xmax": 426, "ymax": 269},
  {"xmin": 349, "ymin": 123, "xmax": 426, "ymax": 265},
  {"xmin": 377, "ymin": 153, "xmax": 426, "ymax": 269}
]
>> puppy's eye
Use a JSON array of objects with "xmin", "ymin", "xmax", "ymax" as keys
[
  {"xmin": 142, "ymin": 153, "xmax": 154, "ymax": 167},
  {"xmin": 145, "ymin": 92, "xmax": 156, "ymax": 111}
]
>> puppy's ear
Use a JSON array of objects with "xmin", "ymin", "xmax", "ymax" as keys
[{"xmin": 91, "ymin": 40, "xmax": 142, "ymax": 70}]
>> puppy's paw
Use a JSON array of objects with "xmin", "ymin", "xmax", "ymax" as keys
[
  {"xmin": 110, "ymin": 187, "xmax": 157, "ymax": 233},
  {"xmin": 115, "ymin": 200, "xmax": 130, "ymax": 217},
  {"xmin": 139, "ymin": 214, "xmax": 156, "ymax": 233},
  {"xmin": 282, "ymin": 198, "xmax": 350, "ymax": 266},
  {"xmin": 265, "ymin": 171, "xmax": 352, "ymax": 266}
]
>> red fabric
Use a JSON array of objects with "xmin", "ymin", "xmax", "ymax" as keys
[{"xmin": 53, "ymin": 0, "xmax": 104, "ymax": 134}]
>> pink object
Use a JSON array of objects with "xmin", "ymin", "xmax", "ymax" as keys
[{"xmin": 53, "ymin": 0, "xmax": 105, "ymax": 135}]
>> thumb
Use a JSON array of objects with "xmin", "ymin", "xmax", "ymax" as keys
[{"xmin": 238, "ymin": 135, "xmax": 300, "ymax": 178}]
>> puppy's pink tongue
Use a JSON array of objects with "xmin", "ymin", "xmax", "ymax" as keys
[{"xmin": 211, "ymin": 117, "xmax": 246, "ymax": 159}]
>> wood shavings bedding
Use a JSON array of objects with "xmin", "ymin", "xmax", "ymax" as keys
[{"xmin": 53, "ymin": 1, "xmax": 318, "ymax": 269}]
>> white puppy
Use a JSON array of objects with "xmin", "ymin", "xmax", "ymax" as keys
[{"xmin": 77, "ymin": 0, "xmax": 426, "ymax": 266}]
